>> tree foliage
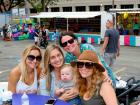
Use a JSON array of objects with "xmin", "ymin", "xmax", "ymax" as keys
[
  {"xmin": 27, "ymin": 0, "xmax": 59, "ymax": 12},
  {"xmin": 0, "ymin": 0, "xmax": 70, "ymax": 13},
  {"xmin": 0, "ymin": 0, "xmax": 25, "ymax": 13}
]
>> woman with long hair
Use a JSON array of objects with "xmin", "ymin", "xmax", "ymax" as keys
[
  {"xmin": 72, "ymin": 50, "xmax": 118, "ymax": 105},
  {"xmin": 8, "ymin": 44, "xmax": 42, "ymax": 94},
  {"xmin": 39, "ymin": 43, "xmax": 78, "ymax": 101}
]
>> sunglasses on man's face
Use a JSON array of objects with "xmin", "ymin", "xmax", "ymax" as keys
[
  {"xmin": 27, "ymin": 55, "xmax": 42, "ymax": 62},
  {"xmin": 61, "ymin": 38, "xmax": 74, "ymax": 47},
  {"xmin": 77, "ymin": 61, "xmax": 94, "ymax": 69}
]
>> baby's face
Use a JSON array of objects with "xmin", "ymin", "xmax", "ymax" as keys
[{"xmin": 61, "ymin": 67, "xmax": 73, "ymax": 81}]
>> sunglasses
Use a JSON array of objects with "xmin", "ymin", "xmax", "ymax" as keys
[
  {"xmin": 77, "ymin": 61, "xmax": 94, "ymax": 69},
  {"xmin": 61, "ymin": 39, "xmax": 74, "ymax": 47},
  {"xmin": 27, "ymin": 55, "xmax": 42, "ymax": 62}
]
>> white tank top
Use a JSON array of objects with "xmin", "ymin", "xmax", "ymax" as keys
[{"xmin": 16, "ymin": 69, "xmax": 38, "ymax": 94}]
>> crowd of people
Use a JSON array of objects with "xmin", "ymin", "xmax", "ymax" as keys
[{"xmin": 7, "ymin": 20, "xmax": 140, "ymax": 105}]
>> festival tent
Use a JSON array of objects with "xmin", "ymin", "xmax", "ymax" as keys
[
  {"xmin": 30, "ymin": 12, "xmax": 102, "ymax": 18},
  {"xmin": 30, "ymin": 11, "xmax": 112, "ymax": 38}
]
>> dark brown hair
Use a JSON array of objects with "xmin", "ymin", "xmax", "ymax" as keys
[{"xmin": 59, "ymin": 31, "xmax": 77, "ymax": 47}]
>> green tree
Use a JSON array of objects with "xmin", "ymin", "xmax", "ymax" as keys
[
  {"xmin": 0, "ymin": 0, "xmax": 25, "ymax": 13},
  {"xmin": 27, "ymin": 0, "xmax": 59, "ymax": 12}
]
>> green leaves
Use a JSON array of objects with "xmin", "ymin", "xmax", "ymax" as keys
[{"xmin": 0, "ymin": 0, "xmax": 25, "ymax": 13}]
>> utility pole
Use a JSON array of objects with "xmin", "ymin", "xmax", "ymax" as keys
[
  {"xmin": 112, "ymin": 0, "xmax": 114, "ymax": 9},
  {"xmin": 112, "ymin": 0, "xmax": 115, "ymax": 27},
  {"xmin": 25, "ymin": 0, "xmax": 29, "ymax": 16}
]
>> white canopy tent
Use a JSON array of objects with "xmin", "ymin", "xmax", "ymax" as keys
[
  {"xmin": 30, "ymin": 11, "xmax": 113, "ymax": 38},
  {"xmin": 30, "ymin": 12, "xmax": 102, "ymax": 18}
]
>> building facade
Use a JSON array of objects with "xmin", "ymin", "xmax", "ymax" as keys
[{"xmin": 45, "ymin": 0, "xmax": 140, "ymax": 12}]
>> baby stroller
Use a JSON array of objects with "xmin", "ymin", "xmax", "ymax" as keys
[
  {"xmin": 39, "ymin": 36, "xmax": 48, "ymax": 49},
  {"xmin": 116, "ymin": 77, "xmax": 140, "ymax": 105}
]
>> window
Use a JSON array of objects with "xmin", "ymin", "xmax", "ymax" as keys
[
  {"xmin": 138, "ymin": 4, "xmax": 140, "ymax": 8},
  {"xmin": 63, "ymin": 7, "xmax": 72, "ymax": 12},
  {"xmin": 89, "ymin": 6, "xmax": 100, "ymax": 11},
  {"xmin": 45, "ymin": 8, "xmax": 48, "ymax": 12},
  {"xmin": 75, "ymin": 6, "xmax": 86, "ymax": 11},
  {"xmin": 30, "ymin": 9, "xmax": 37, "ymax": 13},
  {"xmin": 104, "ymin": 5, "xmax": 116, "ymax": 11},
  {"xmin": 121, "ymin": 4, "xmax": 133, "ymax": 9},
  {"xmin": 51, "ymin": 7, "xmax": 59, "ymax": 12}
]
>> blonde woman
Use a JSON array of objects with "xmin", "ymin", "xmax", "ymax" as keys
[
  {"xmin": 39, "ymin": 43, "xmax": 79, "ymax": 102},
  {"xmin": 72, "ymin": 50, "xmax": 118, "ymax": 105},
  {"xmin": 8, "ymin": 44, "xmax": 42, "ymax": 94}
]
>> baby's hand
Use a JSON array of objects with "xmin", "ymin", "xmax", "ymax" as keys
[{"xmin": 60, "ymin": 88, "xmax": 65, "ymax": 93}]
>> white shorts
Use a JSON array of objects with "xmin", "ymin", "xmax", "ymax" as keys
[{"xmin": 34, "ymin": 37, "xmax": 39, "ymax": 42}]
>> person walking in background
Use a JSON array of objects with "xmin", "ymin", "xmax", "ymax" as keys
[
  {"xmin": 2, "ymin": 25, "xmax": 8, "ymax": 40},
  {"xmin": 71, "ymin": 50, "xmax": 118, "ymax": 105},
  {"xmin": 100, "ymin": 20, "xmax": 120, "ymax": 68},
  {"xmin": 8, "ymin": 44, "xmax": 42, "ymax": 94},
  {"xmin": 41, "ymin": 26, "xmax": 47, "ymax": 44},
  {"xmin": 133, "ymin": 19, "xmax": 139, "ymax": 35},
  {"xmin": 34, "ymin": 26, "xmax": 40, "ymax": 46},
  {"xmin": 45, "ymin": 26, "xmax": 49, "ymax": 41}
]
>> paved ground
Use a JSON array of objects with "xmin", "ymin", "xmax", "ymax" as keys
[{"xmin": 0, "ymin": 39, "xmax": 140, "ymax": 82}]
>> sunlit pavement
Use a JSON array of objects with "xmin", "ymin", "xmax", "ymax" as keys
[{"xmin": 0, "ymin": 39, "xmax": 140, "ymax": 82}]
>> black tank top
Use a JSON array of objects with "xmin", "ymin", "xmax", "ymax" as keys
[{"xmin": 80, "ymin": 81, "xmax": 105, "ymax": 105}]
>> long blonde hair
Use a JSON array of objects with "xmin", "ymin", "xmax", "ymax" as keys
[
  {"xmin": 75, "ymin": 66, "xmax": 105, "ymax": 99},
  {"xmin": 44, "ymin": 43, "xmax": 64, "ymax": 91},
  {"xmin": 18, "ymin": 44, "xmax": 42, "ymax": 82}
]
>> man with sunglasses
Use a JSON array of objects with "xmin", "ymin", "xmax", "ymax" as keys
[{"xmin": 59, "ymin": 31, "xmax": 116, "ymax": 87}]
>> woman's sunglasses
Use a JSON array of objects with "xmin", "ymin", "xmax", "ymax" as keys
[
  {"xmin": 61, "ymin": 39, "xmax": 74, "ymax": 47},
  {"xmin": 77, "ymin": 61, "xmax": 94, "ymax": 69},
  {"xmin": 27, "ymin": 55, "xmax": 42, "ymax": 62}
]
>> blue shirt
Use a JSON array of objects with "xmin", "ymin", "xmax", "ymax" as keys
[
  {"xmin": 39, "ymin": 71, "xmax": 57, "ymax": 97},
  {"xmin": 65, "ymin": 43, "xmax": 116, "ymax": 86}
]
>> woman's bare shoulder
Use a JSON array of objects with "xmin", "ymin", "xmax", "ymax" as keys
[
  {"xmin": 100, "ymin": 81, "xmax": 115, "ymax": 96},
  {"xmin": 10, "ymin": 66, "xmax": 21, "ymax": 77},
  {"xmin": 101, "ymin": 81, "xmax": 113, "ymax": 89}
]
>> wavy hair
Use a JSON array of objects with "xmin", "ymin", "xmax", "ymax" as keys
[
  {"xmin": 75, "ymin": 66, "xmax": 105, "ymax": 99},
  {"xmin": 44, "ymin": 43, "xmax": 64, "ymax": 91},
  {"xmin": 18, "ymin": 44, "xmax": 42, "ymax": 82}
]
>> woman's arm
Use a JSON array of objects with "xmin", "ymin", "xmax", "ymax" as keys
[
  {"xmin": 8, "ymin": 66, "xmax": 20, "ymax": 93},
  {"xmin": 38, "ymin": 70, "xmax": 50, "ymax": 96},
  {"xmin": 59, "ymin": 88, "xmax": 78, "ymax": 101},
  {"xmin": 100, "ymin": 82, "xmax": 118, "ymax": 105}
]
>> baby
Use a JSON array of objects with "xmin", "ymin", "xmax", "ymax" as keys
[{"xmin": 55, "ymin": 64, "xmax": 80, "ymax": 105}]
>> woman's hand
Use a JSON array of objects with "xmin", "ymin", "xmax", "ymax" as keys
[
  {"xmin": 59, "ymin": 88, "xmax": 78, "ymax": 101},
  {"xmin": 103, "ymin": 70, "xmax": 112, "ymax": 85},
  {"xmin": 103, "ymin": 76, "xmax": 112, "ymax": 85},
  {"xmin": 39, "ymin": 70, "xmax": 47, "ymax": 79}
]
